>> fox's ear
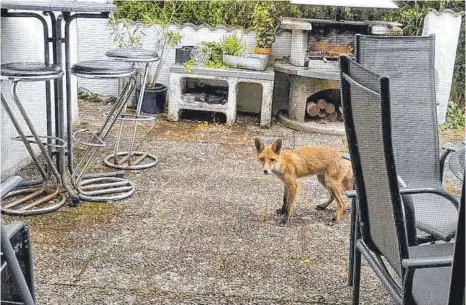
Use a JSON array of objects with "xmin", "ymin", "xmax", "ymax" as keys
[
  {"xmin": 254, "ymin": 138, "xmax": 264, "ymax": 153},
  {"xmin": 272, "ymin": 139, "xmax": 283, "ymax": 154}
]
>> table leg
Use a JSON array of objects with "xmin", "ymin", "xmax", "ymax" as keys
[{"xmin": 260, "ymin": 80, "xmax": 274, "ymax": 128}]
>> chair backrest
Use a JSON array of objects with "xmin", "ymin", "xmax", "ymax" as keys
[
  {"xmin": 340, "ymin": 55, "xmax": 409, "ymax": 275},
  {"xmin": 355, "ymin": 35, "xmax": 441, "ymax": 188}
]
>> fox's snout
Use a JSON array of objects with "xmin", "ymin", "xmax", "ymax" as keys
[{"xmin": 263, "ymin": 169, "xmax": 272, "ymax": 175}]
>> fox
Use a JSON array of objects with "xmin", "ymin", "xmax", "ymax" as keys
[{"xmin": 254, "ymin": 138, "xmax": 353, "ymax": 225}]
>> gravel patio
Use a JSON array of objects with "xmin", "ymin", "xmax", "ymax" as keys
[{"xmin": 4, "ymin": 100, "xmax": 463, "ymax": 305}]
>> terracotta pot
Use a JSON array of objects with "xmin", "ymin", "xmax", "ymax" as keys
[{"xmin": 254, "ymin": 47, "xmax": 272, "ymax": 55}]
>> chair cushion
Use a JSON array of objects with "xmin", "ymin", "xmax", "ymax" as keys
[
  {"xmin": 105, "ymin": 48, "xmax": 159, "ymax": 62},
  {"xmin": 71, "ymin": 60, "xmax": 134, "ymax": 76},
  {"xmin": 410, "ymin": 242, "xmax": 454, "ymax": 305},
  {"xmin": 412, "ymin": 193, "xmax": 458, "ymax": 241},
  {"xmin": 1, "ymin": 62, "xmax": 62, "ymax": 77}
]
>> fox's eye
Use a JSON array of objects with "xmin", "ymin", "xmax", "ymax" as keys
[
  {"xmin": 259, "ymin": 157, "xmax": 265, "ymax": 162},
  {"xmin": 270, "ymin": 158, "xmax": 276, "ymax": 162}
]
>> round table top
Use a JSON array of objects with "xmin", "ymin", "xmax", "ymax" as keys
[{"xmin": 449, "ymin": 147, "xmax": 465, "ymax": 181}]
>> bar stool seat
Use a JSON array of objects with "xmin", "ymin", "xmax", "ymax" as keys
[
  {"xmin": 1, "ymin": 62, "xmax": 62, "ymax": 79},
  {"xmin": 105, "ymin": 48, "xmax": 159, "ymax": 63},
  {"xmin": 71, "ymin": 60, "xmax": 134, "ymax": 77}
]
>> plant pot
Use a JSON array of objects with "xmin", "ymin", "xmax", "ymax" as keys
[
  {"xmin": 254, "ymin": 47, "xmax": 272, "ymax": 55},
  {"xmin": 222, "ymin": 54, "xmax": 268, "ymax": 71},
  {"xmin": 175, "ymin": 46, "xmax": 194, "ymax": 64},
  {"xmin": 136, "ymin": 83, "xmax": 167, "ymax": 114}
]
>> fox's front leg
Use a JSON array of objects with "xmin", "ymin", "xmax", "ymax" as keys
[
  {"xmin": 276, "ymin": 185, "xmax": 288, "ymax": 215},
  {"xmin": 281, "ymin": 180, "xmax": 298, "ymax": 226}
]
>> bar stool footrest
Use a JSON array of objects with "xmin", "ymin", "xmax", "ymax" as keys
[
  {"xmin": 104, "ymin": 151, "xmax": 158, "ymax": 170},
  {"xmin": 72, "ymin": 129, "xmax": 106, "ymax": 147},
  {"xmin": 1, "ymin": 186, "xmax": 67, "ymax": 215},
  {"xmin": 76, "ymin": 176, "xmax": 135, "ymax": 202},
  {"xmin": 11, "ymin": 135, "xmax": 66, "ymax": 148}
]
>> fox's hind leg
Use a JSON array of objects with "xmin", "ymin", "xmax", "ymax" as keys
[
  {"xmin": 315, "ymin": 173, "xmax": 334, "ymax": 210},
  {"xmin": 276, "ymin": 185, "xmax": 288, "ymax": 215}
]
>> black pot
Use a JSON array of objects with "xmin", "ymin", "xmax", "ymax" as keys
[
  {"xmin": 136, "ymin": 83, "xmax": 168, "ymax": 114},
  {"xmin": 175, "ymin": 46, "xmax": 194, "ymax": 64}
]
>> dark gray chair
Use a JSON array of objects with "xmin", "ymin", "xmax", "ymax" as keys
[
  {"xmin": 346, "ymin": 34, "xmax": 460, "ymax": 286},
  {"xmin": 354, "ymin": 34, "xmax": 459, "ymax": 242},
  {"xmin": 340, "ymin": 55, "xmax": 463, "ymax": 305},
  {"xmin": 1, "ymin": 220, "xmax": 36, "ymax": 305}
]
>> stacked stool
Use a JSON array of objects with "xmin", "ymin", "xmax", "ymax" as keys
[
  {"xmin": 1, "ymin": 62, "xmax": 67, "ymax": 215},
  {"xmin": 103, "ymin": 48, "xmax": 159, "ymax": 170},
  {"xmin": 69, "ymin": 60, "xmax": 136, "ymax": 202}
]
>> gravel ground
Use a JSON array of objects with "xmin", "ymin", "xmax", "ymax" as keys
[{"xmin": 3, "ymin": 101, "xmax": 463, "ymax": 304}]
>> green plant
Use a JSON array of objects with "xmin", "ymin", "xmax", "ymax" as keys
[
  {"xmin": 440, "ymin": 101, "xmax": 465, "ymax": 131},
  {"xmin": 142, "ymin": 12, "xmax": 182, "ymax": 87},
  {"xmin": 184, "ymin": 59, "xmax": 195, "ymax": 73},
  {"xmin": 201, "ymin": 41, "xmax": 224, "ymax": 63},
  {"xmin": 206, "ymin": 61, "xmax": 227, "ymax": 69},
  {"xmin": 201, "ymin": 41, "xmax": 227, "ymax": 69},
  {"xmin": 108, "ymin": 15, "xmax": 144, "ymax": 48},
  {"xmin": 222, "ymin": 34, "xmax": 246, "ymax": 56},
  {"xmin": 253, "ymin": 4, "xmax": 278, "ymax": 48}
]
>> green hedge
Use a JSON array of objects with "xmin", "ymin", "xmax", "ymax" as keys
[{"xmin": 113, "ymin": 0, "xmax": 464, "ymax": 127}]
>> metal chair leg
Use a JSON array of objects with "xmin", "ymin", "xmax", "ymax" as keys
[
  {"xmin": 348, "ymin": 197, "xmax": 356, "ymax": 286},
  {"xmin": 1, "ymin": 221, "xmax": 35, "ymax": 305},
  {"xmin": 352, "ymin": 243, "xmax": 362, "ymax": 305},
  {"xmin": 71, "ymin": 76, "xmax": 136, "ymax": 202},
  {"xmin": 1, "ymin": 82, "xmax": 67, "ymax": 215},
  {"xmin": 104, "ymin": 63, "xmax": 158, "ymax": 170}
]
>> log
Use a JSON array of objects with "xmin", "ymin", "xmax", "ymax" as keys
[
  {"xmin": 306, "ymin": 102, "xmax": 320, "ymax": 117},
  {"xmin": 327, "ymin": 112, "xmax": 338, "ymax": 121},
  {"xmin": 317, "ymin": 99, "xmax": 327, "ymax": 109},
  {"xmin": 325, "ymin": 103, "xmax": 336, "ymax": 114},
  {"xmin": 317, "ymin": 110, "xmax": 327, "ymax": 118}
]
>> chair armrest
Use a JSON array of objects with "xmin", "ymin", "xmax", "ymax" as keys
[
  {"xmin": 344, "ymin": 190, "xmax": 357, "ymax": 198},
  {"xmin": 400, "ymin": 187, "xmax": 459, "ymax": 208},
  {"xmin": 402, "ymin": 256, "xmax": 453, "ymax": 269},
  {"xmin": 440, "ymin": 147, "xmax": 455, "ymax": 182}
]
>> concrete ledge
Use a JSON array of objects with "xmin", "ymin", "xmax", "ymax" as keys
[
  {"xmin": 170, "ymin": 65, "xmax": 275, "ymax": 81},
  {"xmin": 278, "ymin": 112, "xmax": 345, "ymax": 136},
  {"xmin": 274, "ymin": 60, "xmax": 340, "ymax": 81}
]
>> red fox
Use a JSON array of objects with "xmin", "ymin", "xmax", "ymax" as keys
[{"xmin": 254, "ymin": 138, "xmax": 353, "ymax": 225}]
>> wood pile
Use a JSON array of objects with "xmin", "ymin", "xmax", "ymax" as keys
[{"xmin": 306, "ymin": 98, "xmax": 340, "ymax": 122}]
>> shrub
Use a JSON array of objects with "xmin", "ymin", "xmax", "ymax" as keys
[{"xmin": 222, "ymin": 35, "xmax": 246, "ymax": 56}]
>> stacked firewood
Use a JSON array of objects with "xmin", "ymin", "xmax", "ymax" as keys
[{"xmin": 306, "ymin": 99, "xmax": 340, "ymax": 122}]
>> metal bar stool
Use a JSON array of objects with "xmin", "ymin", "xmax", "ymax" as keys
[
  {"xmin": 103, "ymin": 48, "xmax": 159, "ymax": 170},
  {"xmin": 1, "ymin": 62, "xmax": 67, "ymax": 215},
  {"xmin": 69, "ymin": 60, "xmax": 136, "ymax": 202}
]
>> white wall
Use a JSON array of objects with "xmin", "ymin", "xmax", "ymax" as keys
[{"xmin": 1, "ymin": 12, "xmax": 50, "ymax": 178}]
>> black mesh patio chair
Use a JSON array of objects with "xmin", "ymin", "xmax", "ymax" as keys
[
  {"xmin": 354, "ymin": 34, "xmax": 459, "ymax": 242},
  {"xmin": 340, "ymin": 55, "xmax": 463, "ymax": 305},
  {"xmin": 345, "ymin": 34, "xmax": 460, "ymax": 286}
]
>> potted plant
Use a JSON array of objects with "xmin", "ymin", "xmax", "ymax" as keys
[
  {"xmin": 222, "ymin": 34, "xmax": 268, "ymax": 71},
  {"xmin": 109, "ymin": 14, "xmax": 182, "ymax": 114},
  {"xmin": 252, "ymin": 4, "xmax": 279, "ymax": 55},
  {"xmin": 137, "ymin": 14, "xmax": 182, "ymax": 114}
]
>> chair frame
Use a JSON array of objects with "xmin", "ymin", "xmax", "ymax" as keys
[{"xmin": 340, "ymin": 55, "xmax": 461, "ymax": 305}]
